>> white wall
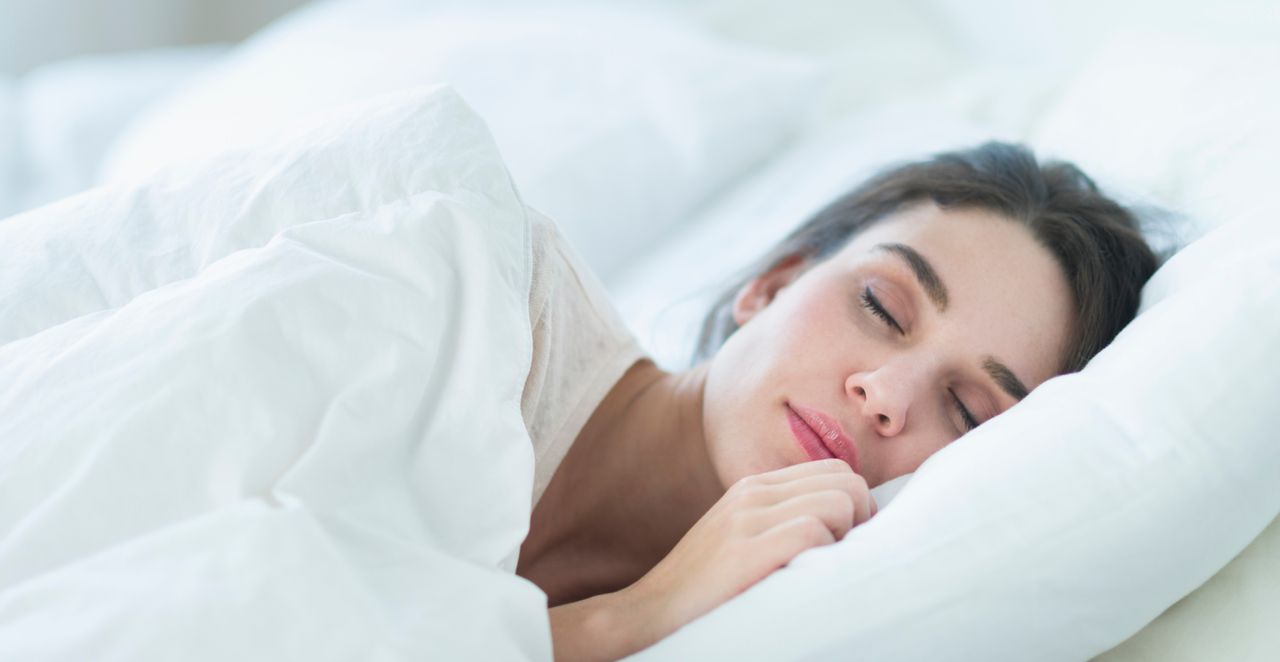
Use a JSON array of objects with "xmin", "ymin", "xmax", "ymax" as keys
[{"xmin": 0, "ymin": 0, "xmax": 309, "ymax": 74}]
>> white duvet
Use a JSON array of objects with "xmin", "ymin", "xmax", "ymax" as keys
[{"xmin": 0, "ymin": 86, "xmax": 552, "ymax": 660}]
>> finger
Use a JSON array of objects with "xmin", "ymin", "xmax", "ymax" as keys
[
  {"xmin": 751, "ymin": 516, "xmax": 837, "ymax": 575},
  {"xmin": 734, "ymin": 457, "xmax": 852, "ymax": 488},
  {"xmin": 746, "ymin": 489, "xmax": 856, "ymax": 541},
  {"xmin": 754, "ymin": 472, "xmax": 875, "ymax": 526}
]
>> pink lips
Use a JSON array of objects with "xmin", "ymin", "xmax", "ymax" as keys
[{"xmin": 786, "ymin": 403, "xmax": 862, "ymax": 475}]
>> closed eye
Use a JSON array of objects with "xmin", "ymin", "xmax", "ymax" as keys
[
  {"xmin": 950, "ymin": 389, "xmax": 979, "ymax": 432},
  {"xmin": 859, "ymin": 287, "xmax": 904, "ymax": 335},
  {"xmin": 862, "ymin": 285, "xmax": 979, "ymax": 434}
]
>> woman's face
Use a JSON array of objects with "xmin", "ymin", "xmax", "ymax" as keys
[{"xmin": 701, "ymin": 201, "xmax": 1074, "ymax": 489}]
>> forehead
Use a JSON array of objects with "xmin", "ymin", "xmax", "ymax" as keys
[{"xmin": 832, "ymin": 202, "xmax": 1075, "ymax": 386}]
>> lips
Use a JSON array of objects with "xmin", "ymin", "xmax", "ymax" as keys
[
  {"xmin": 787, "ymin": 406, "xmax": 835, "ymax": 462},
  {"xmin": 786, "ymin": 403, "xmax": 862, "ymax": 475}
]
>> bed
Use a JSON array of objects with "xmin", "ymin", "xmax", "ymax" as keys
[{"xmin": 1, "ymin": 1, "xmax": 1277, "ymax": 660}]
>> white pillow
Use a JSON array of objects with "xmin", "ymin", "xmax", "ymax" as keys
[
  {"xmin": 1031, "ymin": 31, "xmax": 1280, "ymax": 243},
  {"xmin": 98, "ymin": 1, "xmax": 823, "ymax": 286},
  {"xmin": 0, "ymin": 74, "xmax": 19, "ymax": 218},
  {"xmin": 1028, "ymin": 36, "xmax": 1280, "ymax": 656},
  {"xmin": 1097, "ymin": 513, "xmax": 1280, "ymax": 661},
  {"xmin": 689, "ymin": 0, "xmax": 974, "ymax": 118},
  {"xmin": 630, "ymin": 207, "xmax": 1280, "ymax": 661},
  {"xmin": 920, "ymin": 0, "xmax": 1280, "ymax": 71},
  {"xmin": 13, "ymin": 46, "xmax": 228, "ymax": 213}
]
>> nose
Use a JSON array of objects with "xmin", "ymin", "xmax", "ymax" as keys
[{"xmin": 846, "ymin": 370, "xmax": 910, "ymax": 437}]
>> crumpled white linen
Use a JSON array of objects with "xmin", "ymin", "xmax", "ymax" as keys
[{"xmin": 0, "ymin": 85, "xmax": 552, "ymax": 661}]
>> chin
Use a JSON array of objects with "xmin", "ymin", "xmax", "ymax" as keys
[{"xmin": 715, "ymin": 447, "xmax": 786, "ymax": 490}]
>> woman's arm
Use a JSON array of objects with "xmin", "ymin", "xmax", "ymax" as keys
[
  {"xmin": 548, "ymin": 459, "xmax": 874, "ymax": 661},
  {"xmin": 549, "ymin": 588, "xmax": 659, "ymax": 662}
]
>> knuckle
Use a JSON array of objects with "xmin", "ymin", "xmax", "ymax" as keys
[
  {"xmin": 731, "ymin": 482, "xmax": 764, "ymax": 505},
  {"xmin": 799, "ymin": 517, "xmax": 833, "ymax": 544},
  {"xmin": 731, "ymin": 474, "xmax": 762, "ymax": 495}
]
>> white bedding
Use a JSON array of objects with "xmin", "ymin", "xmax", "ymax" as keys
[
  {"xmin": 0, "ymin": 86, "xmax": 550, "ymax": 660},
  {"xmin": 0, "ymin": 46, "xmax": 228, "ymax": 218},
  {"xmin": 3, "ymin": 3, "xmax": 1278, "ymax": 660},
  {"xmin": 93, "ymin": 3, "xmax": 822, "ymax": 289},
  {"xmin": 0, "ymin": 75, "xmax": 22, "ymax": 218}
]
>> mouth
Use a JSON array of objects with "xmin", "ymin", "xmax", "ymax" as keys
[{"xmin": 785, "ymin": 402, "xmax": 862, "ymax": 475}]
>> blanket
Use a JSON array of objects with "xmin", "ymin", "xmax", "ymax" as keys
[{"xmin": 0, "ymin": 86, "xmax": 551, "ymax": 660}]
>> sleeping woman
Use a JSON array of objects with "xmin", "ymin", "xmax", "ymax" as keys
[{"xmin": 513, "ymin": 141, "xmax": 1161, "ymax": 660}]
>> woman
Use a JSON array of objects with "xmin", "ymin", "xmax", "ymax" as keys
[{"xmin": 515, "ymin": 141, "xmax": 1160, "ymax": 660}]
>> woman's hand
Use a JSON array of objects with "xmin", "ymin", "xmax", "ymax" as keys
[{"xmin": 623, "ymin": 458, "xmax": 877, "ymax": 650}]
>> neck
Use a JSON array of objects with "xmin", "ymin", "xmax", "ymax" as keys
[{"xmin": 522, "ymin": 359, "xmax": 725, "ymax": 594}]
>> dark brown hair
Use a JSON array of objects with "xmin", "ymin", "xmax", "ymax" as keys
[{"xmin": 692, "ymin": 141, "xmax": 1162, "ymax": 374}]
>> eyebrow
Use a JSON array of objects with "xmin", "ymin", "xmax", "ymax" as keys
[
  {"xmin": 873, "ymin": 242, "xmax": 1031, "ymax": 402},
  {"xmin": 983, "ymin": 357, "xmax": 1030, "ymax": 402},
  {"xmin": 874, "ymin": 243, "xmax": 949, "ymax": 312}
]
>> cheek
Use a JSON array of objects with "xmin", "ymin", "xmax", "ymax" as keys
[
  {"xmin": 702, "ymin": 286, "xmax": 858, "ymax": 486},
  {"xmin": 715, "ymin": 287, "xmax": 827, "ymax": 379},
  {"xmin": 701, "ymin": 338, "xmax": 781, "ymax": 488},
  {"xmin": 716, "ymin": 289, "xmax": 846, "ymax": 402},
  {"xmin": 755, "ymin": 286, "xmax": 854, "ymax": 362},
  {"xmin": 871, "ymin": 435, "xmax": 946, "ymax": 485}
]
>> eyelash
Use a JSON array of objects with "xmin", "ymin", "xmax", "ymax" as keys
[
  {"xmin": 860, "ymin": 286, "xmax": 980, "ymax": 433},
  {"xmin": 859, "ymin": 287, "xmax": 905, "ymax": 335},
  {"xmin": 950, "ymin": 389, "xmax": 979, "ymax": 432}
]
